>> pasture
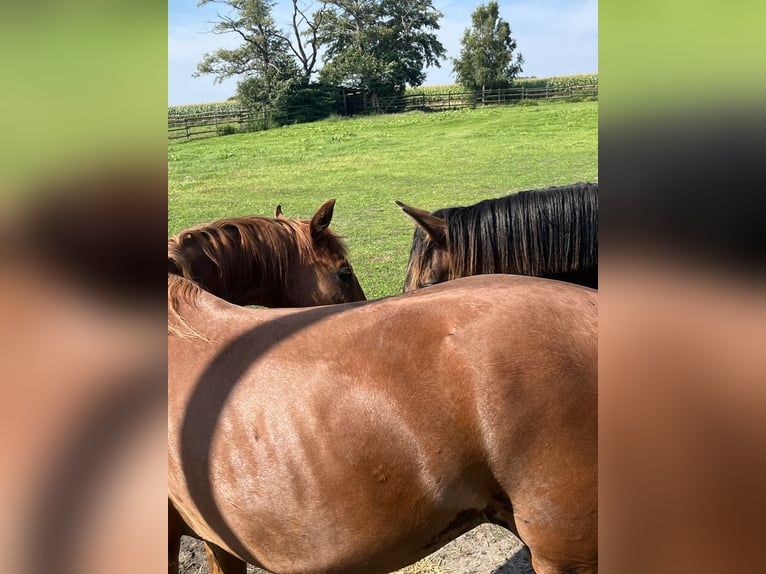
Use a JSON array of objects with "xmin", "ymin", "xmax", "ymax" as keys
[{"xmin": 168, "ymin": 100, "xmax": 597, "ymax": 299}]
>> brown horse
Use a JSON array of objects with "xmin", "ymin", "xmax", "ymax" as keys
[
  {"xmin": 397, "ymin": 183, "xmax": 598, "ymax": 292},
  {"xmin": 168, "ymin": 273, "xmax": 598, "ymax": 574},
  {"xmin": 168, "ymin": 199, "xmax": 365, "ymax": 307},
  {"xmin": 168, "ymin": 200, "xmax": 366, "ymax": 572}
]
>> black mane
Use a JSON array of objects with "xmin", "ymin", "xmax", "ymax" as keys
[{"xmin": 409, "ymin": 182, "xmax": 598, "ymax": 289}]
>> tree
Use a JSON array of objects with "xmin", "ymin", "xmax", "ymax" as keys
[
  {"xmin": 452, "ymin": 1, "xmax": 523, "ymax": 97},
  {"xmin": 318, "ymin": 0, "xmax": 446, "ymax": 111},
  {"xmin": 283, "ymin": 0, "xmax": 328, "ymax": 77},
  {"xmin": 194, "ymin": 0, "xmax": 327, "ymax": 123}
]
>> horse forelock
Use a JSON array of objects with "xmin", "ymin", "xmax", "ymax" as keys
[
  {"xmin": 404, "ymin": 226, "xmax": 426, "ymax": 289},
  {"xmin": 445, "ymin": 183, "xmax": 598, "ymax": 279}
]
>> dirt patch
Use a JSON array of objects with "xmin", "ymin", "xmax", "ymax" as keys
[{"xmin": 179, "ymin": 524, "xmax": 534, "ymax": 573}]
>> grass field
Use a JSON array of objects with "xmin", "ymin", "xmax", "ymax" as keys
[{"xmin": 168, "ymin": 100, "xmax": 598, "ymax": 300}]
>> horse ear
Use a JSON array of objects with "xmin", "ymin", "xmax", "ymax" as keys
[
  {"xmin": 395, "ymin": 201, "xmax": 446, "ymax": 245},
  {"xmin": 310, "ymin": 198, "xmax": 336, "ymax": 240},
  {"xmin": 275, "ymin": 204, "xmax": 285, "ymax": 219}
]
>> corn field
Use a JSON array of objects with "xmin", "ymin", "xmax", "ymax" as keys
[
  {"xmin": 404, "ymin": 74, "xmax": 598, "ymax": 97},
  {"xmin": 168, "ymin": 101, "xmax": 247, "ymax": 120}
]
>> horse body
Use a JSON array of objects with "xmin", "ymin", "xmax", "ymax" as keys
[
  {"xmin": 398, "ymin": 182, "xmax": 598, "ymax": 292},
  {"xmin": 168, "ymin": 274, "xmax": 597, "ymax": 574}
]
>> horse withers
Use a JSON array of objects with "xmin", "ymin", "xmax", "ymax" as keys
[
  {"xmin": 168, "ymin": 274, "xmax": 598, "ymax": 574},
  {"xmin": 168, "ymin": 198, "xmax": 365, "ymax": 307},
  {"xmin": 397, "ymin": 182, "xmax": 598, "ymax": 292}
]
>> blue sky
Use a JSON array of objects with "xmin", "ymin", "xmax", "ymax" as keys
[{"xmin": 168, "ymin": 0, "xmax": 597, "ymax": 106}]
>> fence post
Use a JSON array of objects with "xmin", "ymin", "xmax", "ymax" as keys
[
  {"xmin": 184, "ymin": 118, "xmax": 190, "ymax": 141},
  {"xmin": 239, "ymin": 110, "xmax": 247, "ymax": 132}
]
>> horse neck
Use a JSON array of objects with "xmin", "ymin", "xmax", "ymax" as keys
[
  {"xmin": 192, "ymin": 222, "xmax": 309, "ymax": 307},
  {"xmin": 217, "ymin": 260, "xmax": 293, "ymax": 307},
  {"xmin": 223, "ymin": 248, "xmax": 311, "ymax": 307},
  {"xmin": 446, "ymin": 187, "xmax": 598, "ymax": 279}
]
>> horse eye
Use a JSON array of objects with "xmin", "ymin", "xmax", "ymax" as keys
[{"xmin": 337, "ymin": 267, "xmax": 353, "ymax": 282}]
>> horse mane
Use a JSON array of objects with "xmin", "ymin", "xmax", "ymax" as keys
[
  {"xmin": 168, "ymin": 215, "xmax": 348, "ymax": 303},
  {"xmin": 167, "ymin": 273, "xmax": 208, "ymax": 340},
  {"xmin": 443, "ymin": 183, "xmax": 598, "ymax": 279}
]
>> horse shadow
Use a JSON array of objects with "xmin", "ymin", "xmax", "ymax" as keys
[{"xmin": 492, "ymin": 547, "xmax": 535, "ymax": 574}]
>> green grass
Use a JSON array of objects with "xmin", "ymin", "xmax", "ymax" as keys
[{"xmin": 168, "ymin": 100, "xmax": 598, "ymax": 299}]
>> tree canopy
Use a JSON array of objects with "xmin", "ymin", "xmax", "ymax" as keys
[
  {"xmin": 194, "ymin": 0, "xmax": 297, "ymax": 83},
  {"xmin": 194, "ymin": 0, "xmax": 446, "ymax": 118},
  {"xmin": 318, "ymin": 0, "xmax": 446, "ymax": 107},
  {"xmin": 194, "ymin": 0, "xmax": 303, "ymax": 120},
  {"xmin": 452, "ymin": 1, "xmax": 523, "ymax": 93}
]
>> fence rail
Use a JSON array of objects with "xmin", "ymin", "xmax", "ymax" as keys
[
  {"xmin": 168, "ymin": 83, "xmax": 597, "ymax": 142},
  {"xmin": 382, "ymin": 83, "xmax": 597, "ymax": 114},
  {"xmin": 167, "ymin": 109, "xmax": 264, "ymax": 141}
]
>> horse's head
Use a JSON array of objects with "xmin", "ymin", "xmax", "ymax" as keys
[
  {"xmin": 168, "ymin": 199, "xmax": 365, "ymax": 307},
  {"xmin": 289, "ymin": 199, "xmax": 366, "ymax": 306},
  {"xmin": 396, "ymin": 201, "xmax": 451, "ymax": 292}
]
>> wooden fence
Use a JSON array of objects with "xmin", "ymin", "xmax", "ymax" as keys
[
  {"xmin": 168, "ymin": 83, "xmax": 597, "ymax": 142},
  {"xmin": 167, "ymin": 109, "xmax": 266, "ymax": 141},
  {"xmin": 378, "ymin": 83, "xmax": 597, "ymax": 114}
]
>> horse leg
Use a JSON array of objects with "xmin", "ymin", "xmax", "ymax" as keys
[
  {"xmin": 204, "ymin": 541, "xmax": 247, "ymax": 574},
  {"xmin": 486, "ymin": 489, "xmax": 596, "ymax": 574},
  {"xmin": 513, "ymin": 517, "xmax": 597, "ymax": 574},
  {"xmin": 168, "ymin": 531, "xmax": 181, "ymax": 574},
  {"xmin": 168, "ymin": 500, "xmax": 185, "ymax": 574}
]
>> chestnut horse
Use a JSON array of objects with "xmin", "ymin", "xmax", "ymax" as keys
[
  {"xmin": 168, "ymin": 273, "xmax": 598, "ymax": 574},
  {"xmin": 168, "ymin": 200, "xmax": 366, "ymax": 572},
  {"xmin": 397, "ymin": 182, "xmax": 598, "ymax": 292},
  {"xmin": 168, "ymin": 199, "xmax": 365, "ymax": 308}
]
